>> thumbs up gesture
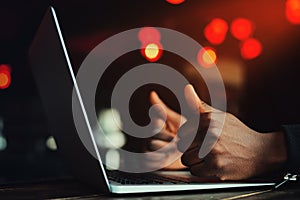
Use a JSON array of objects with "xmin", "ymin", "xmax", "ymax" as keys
[{"xmin": 177, "ymin": 84, "xmax": 287, "ymax": 180}]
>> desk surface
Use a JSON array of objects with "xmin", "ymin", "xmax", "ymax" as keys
[{"xmin": 0, "ymin": 178, "xmax": 299, "ymax": 200}]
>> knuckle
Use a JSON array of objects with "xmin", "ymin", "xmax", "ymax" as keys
[
  {"xmin": 218, "ymin": 175, "xmax": 227, "ymax": 181},
  {"xmin": 209, "ymin": 147, "xmax": 218, "ymax": 155},
  {"xmin": 213, "ymin": 156, "xmax": 224, "ymax": 169},
  {"xmin": 212, "ymin": 144, "xmax": 223, "ymax": 154}
]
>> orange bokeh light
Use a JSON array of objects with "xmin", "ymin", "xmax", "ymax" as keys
[
  {"xmin": 230, "ymin": 18, "xmax": 254, "ymax": 41},
  {"xmin": 240, "ymin": 38, "xmax": 262, "ymax": 60},
  {"xmin": 141, "ymin": 42, "xmax": 163, "ymax": 62},
  {"xmin": 0, "ymin": 72, "xmax": 11, "ymax": 89},
  {"xmin": 286, "ymin": 0, "xmax": 300, "ymax": 24},
  {"xmin": 197, "ymin": 47, "xmax": 217, "ymax": 68},
  {"xmin": 165, "ymin": 0, "xmax": 185, "ymax": 5},
  {"xmin": 204, "ymin": 18, "xmax": 228, "ymax": 45},
  {"xmin": 0, "ymin": 64, "xmax": 11, "ymax": 89},
  {"xmin": 138, "ymin": 27, "xmax": 161, "ymax": 45}
]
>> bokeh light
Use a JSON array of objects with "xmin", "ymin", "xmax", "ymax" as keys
[
  {"xmin": 97, "ymin": 109, "xmax": 126, "ymax": 149},
  {"xmin": 197, "ymin": 47, "xmax": 217, "ymax": 68},
  {"xmin": 286, "ymin": 0, "xmax": 300, "ymax": 24},
  {"xmin": 0, "ymin": 64, "xmax": 11, "ymax": 90},
  {"xmin": 46, "ymin": 136, "xmax": 58, "ymax": 151},
  {"xmin": 138, "ymin": 27, "xmax": 163, "ymax": 62},
  {"xmin": 0, "ymin": 135, "xmax": 7, "ymax": 151},
  {"xmin": 141, "ymin": 42, "xmax": 163, "ymax": 62},
  {"xmin": 138, "ymin": 27, "xmax": 161, "ymax": 45},
  {"xmin": 204, "ymin": 18, "xmax": 228, "ymax": 45},
  {"xmin": 165, "ymin": 0, "xmax": 185, "ymax": 5},
  {"xmin": 240, "ymin": 38, "xmax": 262, "ymax": 60},
  {"xmin": 231, "ymin": 18, "xmax": 254, "ymax": 41}
]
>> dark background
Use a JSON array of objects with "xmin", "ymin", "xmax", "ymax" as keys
[{"xmin": 0, "ymin": 0, "xmax": 300, "ymax": 183}]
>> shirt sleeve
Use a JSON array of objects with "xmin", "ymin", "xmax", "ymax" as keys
[{"xmin": 282, "ymin": 124, "xmax": 300, "ymax": 173}]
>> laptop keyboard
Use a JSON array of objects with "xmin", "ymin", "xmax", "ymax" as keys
[{"xmin": 107, "ymin": 170, "xmax": 192, "ymax": 185}]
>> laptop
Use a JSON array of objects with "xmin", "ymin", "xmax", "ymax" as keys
[{"xmin": 28, "ymin": 6, "xmax": 274, "ymax": 194}]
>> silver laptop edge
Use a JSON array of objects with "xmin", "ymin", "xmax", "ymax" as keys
[
  {"xmin": 29, "ymin": 6, "xmax": 111, "ymax": 193},
  {"xmin": 50, "ymin": 6, "xmax": 111, "ymax": 189}
]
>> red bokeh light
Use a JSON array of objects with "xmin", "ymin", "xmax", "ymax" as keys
[
  {"xmin": 197, "ymin": 47, "xmax": 217, "ymax": 68},
  {"xmin": 204, "ymin": 18, "xmax": 228, "ymax": 45},
  {"xmin": 140, "ymin": 42, "xmax": 163, "ymax": 62},
  {"xmin": 240, "ymin": 38, "xmax": 262, "ymax": 60},
  {"xmin": 231, "ymin": 18, "xmax": 254, "ymax": 41},
  {"xmin": 286, "ymin": 0, "xmax": 300, "ymax": 24},
  {"xmin": 138, "ymin": 27, "xmax": 163, "ymax": 62},
  {"xmin": 0, "ymin": 64, "xmax": 12, "ymax": 89},
  {"xmin": 165, "ymin": 0, "xmax": 185, "ymax": 5},
  {"xmin": 138, "ymin": 27, "xmax": 161, "ymax": 45}
]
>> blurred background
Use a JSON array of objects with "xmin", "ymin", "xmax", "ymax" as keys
[{"xmin": 0, "ymin": 0, "xmax": 300, "ymax": 183}]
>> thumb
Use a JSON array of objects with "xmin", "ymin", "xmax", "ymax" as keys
[{"xmin": 184, "ymin": 84, "xmax": 211, "ymax": 114}]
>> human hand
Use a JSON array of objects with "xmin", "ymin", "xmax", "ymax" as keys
[
  {"xmin": 178, "ymin": 84, "xmax": 287, "ymax": 180},
  {"xmin": 143, "ymin": 91, "xmax": 186, "ymax": 170}
]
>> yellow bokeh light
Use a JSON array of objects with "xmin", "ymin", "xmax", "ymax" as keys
[
  {"xmin": 202, "ymin": 48, "xmax": 217, "ymax": 65},
  {"xmin": 197, "ymin": 47, "xmax": 217, "ymax": 68},
  {"xmin": 145, "ymin": 43, "xmax": 160, "ymax": 59}
]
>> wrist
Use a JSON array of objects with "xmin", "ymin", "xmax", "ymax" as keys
[{"xmin": 261, "ymin": 131, "xmax": 287, "ymax": 171}]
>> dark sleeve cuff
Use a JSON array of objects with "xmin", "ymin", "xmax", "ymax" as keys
[{"xmin": 282, "ymin": 124, "xmax": 300, "ymax": 173}]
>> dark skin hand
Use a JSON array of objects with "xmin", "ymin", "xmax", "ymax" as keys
[
  {"xmin": 148, "ymin": 84, "xmax": 287, "ymax": 180},
  {"xmin": 144, "ymin": 91, "xmax": 186, "ymax": 170}
]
